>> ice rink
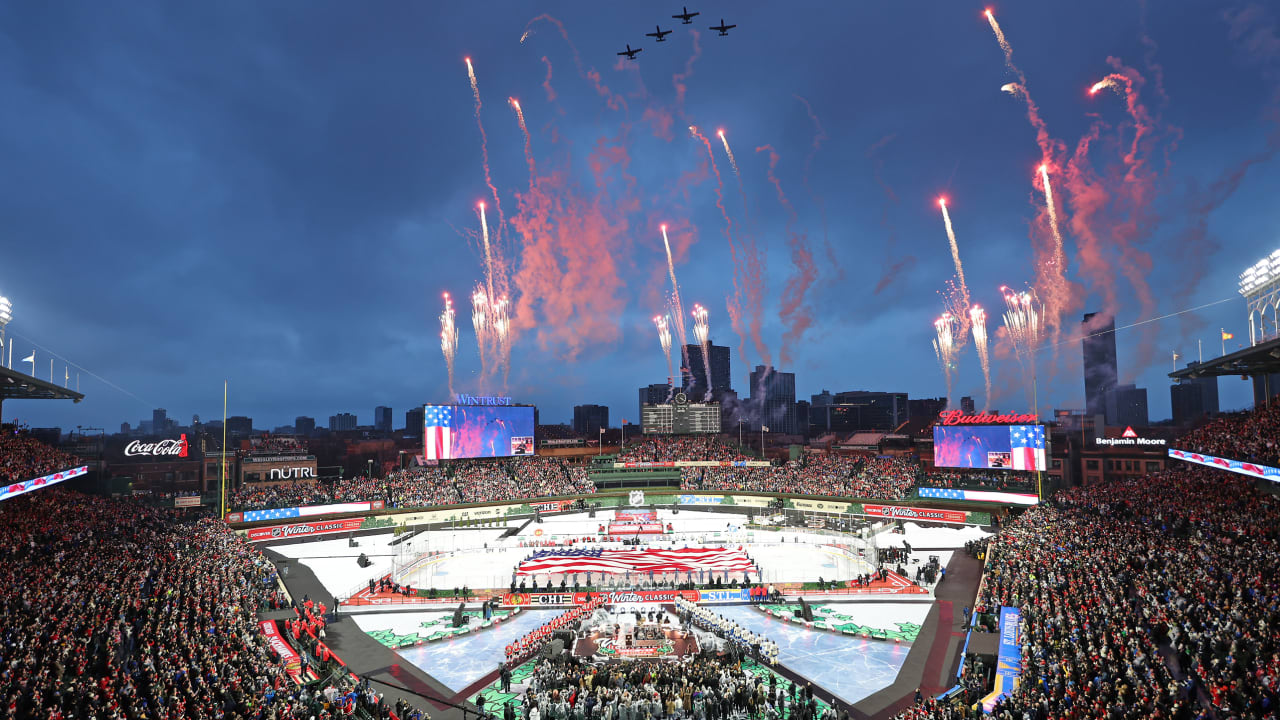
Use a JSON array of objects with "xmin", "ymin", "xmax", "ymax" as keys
[
  {"xmin": 267, "ymin": 511, "xmax": 986, "ymax": 601},
  {"xmin": 717, "ymin": 604, "xmax": 927, "ymax": 705}
]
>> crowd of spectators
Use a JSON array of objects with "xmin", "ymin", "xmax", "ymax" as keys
[
  {"xmin": 900, "ymin": 465, "xmax": 1280, "ymax": 719},
  {"xmin": 616, "ymin": 437, "xmax": 751, "ymax": 463},
  {"xmin": 680, "ymin": 454, "xmax": 919, "ymax": 501},
  {"xmin": 918, "ymin": 470, "xmax": 1036, "ymax": 494},
  {"xmin": 0, "ymin": 430, "xmax": 82, "ymax": 483},
  {"xmin": 0, "ymin": 488, "xmax": 329, "ymax": 719},
  {"xmin": 503, "ymin": 654, "xmax": 840, "ymax": 720},
  {"xmin": 1173, "ymin": 403, "xmax": 1280, "ymax": 467}
]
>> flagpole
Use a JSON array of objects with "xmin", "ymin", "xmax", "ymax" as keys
[
  {"xmin": 1221, "ymin": 329, "xmax": 1226, "ymax": 357},
  {"xmin": 220, "ymin": 380, "xmax": 228, "ymax": 521},
  {"xmin": 1198, "ymin": 339, "xmax": 1203, "ymax": 364}
]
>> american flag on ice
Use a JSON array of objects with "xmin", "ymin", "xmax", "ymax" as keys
[{"xmin": 516, "ymin": 547, "xmax": 754, "ymax": 576}]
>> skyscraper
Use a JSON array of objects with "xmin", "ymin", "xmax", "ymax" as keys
[
  {"xmin": 152, "ymin": 408, "xmax": 168, "ymax": 435},
  {"xmin": 295, "ymin": 416, "xmax": 316, "ymax": 436},
  {"xmin": 1082, "ymin": 312, "xmax": 1118, "ymax": 418},
  {"xmin": 226, "ymin": 416, "xmax": 253, "ymax": 438},
  {"xmin": 638, "ymin": 383, "xmax": 671, "ymax": 422},
  {"xmin": 1105, "ymin": 384, "xmax": 1149, "ymax": 428},
  {"xmin": 832, "ymin": 391, "xmax": 910, "ymax": 432},
  {"xmin": 405, "ymin": 407, "xmax": 425, "ymax": 438},
  {"xmin": 681, "ymin": 342, "xmax": 732, "ymax": 398},
  {"xmin": 573, "ymin": 404, "xmax": 610, "ymax": 435},
  {"xmin": 1170, "ymin": 362, "xmax": 1220, "ymax": 426},
  {"xmin": 960, "ymin": 396, "xmax": 975, "ymax": 414},
  {"xmin": 749, "ymin": 365, "xmax": 796, "ymax": 434},
  {"xmin": 374, "ymin": 406, "xmax": 393, "ymax": 433},
  {"xmin": 329, "ymin": 413, "xmax": 357, "ymax": 431}
]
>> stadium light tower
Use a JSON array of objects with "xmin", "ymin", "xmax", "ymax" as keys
[
  {"xmin": 1240, "ymin": 248, "xmax": 1280, "ymax": 346},
  {"xmin": 0, "ymin": 295, "xmax": 11, "ymax": 369}
]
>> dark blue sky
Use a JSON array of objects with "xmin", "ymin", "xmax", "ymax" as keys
[{"xmin": 1, "ymin": 1, "xmax": 1277, "ymax": 432}]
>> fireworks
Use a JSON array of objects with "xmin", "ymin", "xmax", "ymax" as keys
[
  {"xmin": 654, "ymin": 314, "xmax": 674, "ymax": 396},
  {"xmin": 1038, "ymin": 164, "xmax": 1067, "ymax": 311},
  {"xmin": 985, "ymin": 10, "xmax": 1018, "ymax": 78},
  {"xmin": 440, "ymin": 292, "xmax": 458, "ymax": 396},
  {"xmin": 1001, "ymin": 82, "xmax": 1021, "ymax": 96},
  {"xmin": 510, "ymin": 97, "xmax": 536, "ymax": 185},
  {"xmin": 938, "ymin": 198, "xmax": 972, "ymax": 343},
  {"xmin": 660, "ymin": 224, "xmax": 690, "ymax": 372},
  {"xmin": 970, "ymin": 305, "xmax": 992, "ymax": 411},
  {"xmin": 717, "ymin": 129, "xmax": 740, "ymax": 177},
  {"xmin": 471, "ymin": 287, "xmax": 490, "ymax": 384},
  {"xmin": 479, "ymin": 202, "xmax": 495, "ymax": 305},
  {"xmin": 1089, "ymin": 75, "xmax": 1123, "ymax": 95},
  {"xmin": 692, "ymin": 304, "xmax": 713, "ymax": 400},
  {"xmin": 933, "ymin": 313, "xmax": 957, "ymax": 407},
  {"xmin": 1001, "ymin": 285, "xmax": 1043, "ymax": 367}
]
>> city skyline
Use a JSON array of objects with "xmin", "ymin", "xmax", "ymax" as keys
[{"xmin": 1, "ymin": 1, "xmax": 1276, "ymax": 432}]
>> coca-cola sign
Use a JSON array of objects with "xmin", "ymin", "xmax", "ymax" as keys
[
  {"xmin": 862, "ymin": 504, "xmax": 968, "ymax": 524},
  {"xmin": 937, "ymin": 411, "xmax": 1038, "ymax": 426},
  {"xmin": 124, "ymin": 434, "xmax": 189, "ymax": 458}
]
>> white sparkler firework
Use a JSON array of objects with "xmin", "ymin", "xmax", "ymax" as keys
[
  {"xmin": 692, "ymin": 304, "xmax": 713, "ymax": 401},
  {"xmin": 970, "ymin": 305, "xmax": 992, "ymax": 411},
  {"xmin": 660, "ymin": 224, "xmax": 690, "ymax": 377},
  {"xmin": 933, "ymin": 313, "xmax": 957, "ymax": 408},
  {"xmin": 440, "ymin": 292, "xmax": 458, "ymax": 396}
]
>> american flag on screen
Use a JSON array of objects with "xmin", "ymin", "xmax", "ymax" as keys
[
  {"xmin": 517, "ymin": 548, "xmax": 754, "ymax": 576},
  {"xmin": 1009, "ymin": 425, "xmax": 1045, "ymax": 471},
  {"xmin": 425, "ymin": 405, "xmax": 453, "ymax": 460}
]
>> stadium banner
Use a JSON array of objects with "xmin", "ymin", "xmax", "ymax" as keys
[
  {"xmin": 241, "ymin": 500, "xmax": 385, "ymax": 523},
  {"xmin": 615, "ymin": 510, "xmax": 657, "ymax": 522},
  {"xmin": 573, "ymin": 589, "xmax": 700, "ymax": 605},
  {"xmin": 697, "ymin": 588, "xmax": 750, "ymax": 602},
  {"xmin": 613, "ymin": 460, "xmax": 771, "ymax": 469},
  {"xmin": 678, "ymin": 494, "xmax": 725, "ymax": 505},
  {"xmin": 502, "ymin": 593, "xmax": 577, "ymax": 607},
  {"xmin": 917, "ymin": 487, "xmax": 1039, "ymax": 505},
  {"xmin": 732, "ymin": 495, "xmax": 775, "ymax": 508},
  {"xmin": 174, "ymin": 496, "xmax": 202, "ymax": 508},
  {"xmin": 246, "ymin": 517, "xmax": 366, "ymax": 542},
  {"xmin": 607, "ymin": 522, "xmax": 665, "ymax": 534},
  {"xmin": 790, "ymin": 499, "xmax": 849, "ymax": 513},
  {"xmin": 530, "ymin": 499, "xmax": 575, "ymax": 512},
  {"xmin": 258, "ymin": 620, "xmax": 303, "ymax": 680},
  {"xmin": 981, "ymin": 607, "xmax": 1023, "ymax": 711},
  {"xmin": 1168, "ymin": 448, "xmax": 1280, "ymax": 483},
  {"xmin": 0, "ymin": 465, "xmax": 88, "ymax": 503},
  {"xmin": 861, "ymin": 504, "xmax": 968, "ymax": 524}
]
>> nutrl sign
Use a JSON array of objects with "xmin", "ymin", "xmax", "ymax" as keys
[
  {"xmin": 125, "ymin": 434, "xmax": 189, "ymax": 458},
  {"xmin": 269, "ymin": 467, "xmax": 315, "ymax": 480}
]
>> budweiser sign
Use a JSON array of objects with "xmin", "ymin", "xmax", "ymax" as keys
[
  {"xmin": 937, "ymin": 411, "xmax": 1037, "ymax": 426},
  {"xmin": 862, "ymin": 504, "xmax": 968, "ymax": 524},
  {"xmin": 124, "ymin": 434, "xmax": 189, "ymax": 458}
]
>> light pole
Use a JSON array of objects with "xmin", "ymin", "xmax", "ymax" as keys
[
  {"xmin": 598, "ymin": 428, "xmax": 604, "ymax": 458},
  {"xmin": 0, "ymin": 295, "xmax": 11, "ymax": 369},
  {"xmin": 367, "ymin": 459, "xmax": 373, "ymax": 479}
]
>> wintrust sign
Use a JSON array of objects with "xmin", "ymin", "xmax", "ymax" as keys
[{"xmin": 124, "ymin": 434, "xmax": 189, "ymax": 458}]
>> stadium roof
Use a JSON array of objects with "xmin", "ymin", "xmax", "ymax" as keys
[
  {"xmin": 1169, "ymin": 335, "xmax": 1280, "ymax": 380},
  {"xmin": 0, "ymin": 365, "xmax": 85, "ymax": 403}
]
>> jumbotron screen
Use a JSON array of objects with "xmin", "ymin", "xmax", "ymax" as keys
[
  {"xmin": 933, "ymin": 424, "xmax": 1047, "ymax": 471},
  {"xmin": 423, "ymin": 405, "xmax": 535, "ymax": 460}
]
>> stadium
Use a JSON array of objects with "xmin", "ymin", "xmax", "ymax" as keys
[{"xmin": 5, "ymin": 3, "xmax": 1280, "ymax": 720}]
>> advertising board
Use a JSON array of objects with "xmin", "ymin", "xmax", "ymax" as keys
[
  {"xmin": 861, "ymin": 504, "xmax": 968, "ymax": 524},
  {"xmin": 245, "ymin": 517, "xmax": 366, "ymax": 542},
  {"xmin": 1168, "ymin": 448, "xmax": 1280, "ymax": 483},
  {"xmin": 424, "ymin": 404, "xmax": 536, "ymax": 460},
  {"xmin": 933, "ymin": 424, "xmax": 1046, "ymax": 471}
]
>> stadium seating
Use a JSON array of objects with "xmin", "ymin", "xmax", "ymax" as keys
[
  {"xmin": 0, "ymin": 431, "xmax": 82, "ymax": 483},
  {"xmin": 1172, "ymin": 403, "xmax": 1280, "ymax": 467}
]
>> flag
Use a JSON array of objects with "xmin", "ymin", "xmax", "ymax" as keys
[
  {"xmin": 762, "ymin": 425, "xmax": 770, "ymax": 432},
  {"xmin": 21, "ymin": 353, "xmax": 34, "ymax": 363},
  {"xmin": 1222, "ymin": 331, "xmax": 1234, "ymax": 340},
  {"xmin": 424, "ymin": 405, "xmax": 452, "ymax": 460},
  {"xmin": 1009, "ymin": 425, "xmax": 1045, "ymax": 471}
]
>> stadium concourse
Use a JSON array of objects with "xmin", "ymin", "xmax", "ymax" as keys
[{"xmin": 2, "ymin": 411, "xmax": 1280, "ymax": 720}]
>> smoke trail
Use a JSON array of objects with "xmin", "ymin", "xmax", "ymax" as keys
[
  {"xmin": 465, "ymin": 58, "xmax": 505, "ymax": 262},
  {"xmin": 970, "ymin": 305, "xmax": 992, "ymax": 411},
  {"xmin": 938, "ymin": 199, "xmax": 972, "ymax": 345},
  {"xmin": 691, "ymin": 125, "xmax": 766, "ymax": 369},
  {"xmin": 986, "ymin": 12, "xmax": 1062, "ymax": 163},
  {"xmin": 867, "ymin": 135, "xmax": 917, "ymax": 294},
  {"xmin": 794, "ymin": 95, "xmax": 839, "ymax": 284},
  {"xmin": 478, "ymin": 202, "xmax": 495, "ymax": 306},
  {"xmin": 1035, "ymin": 164, "xmax": 1070, "ymax": 349},
  {"xmin": 540, "ymin": 57, "xmax": 559, "ymax": 106},
  {"xmin": 756, "ymin": 145, "xmax": 817, "ymax": 367},
  {"xmin": 510, "ymin": 98, "xmax": 537, "ymax": 188},
  {"xmin": 440, "ymin": 292, "xmax": 458, "ymax": 397},
  {"xmin": 661, "ymin": 224, "xmax": 690, "ymax": 376}
]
